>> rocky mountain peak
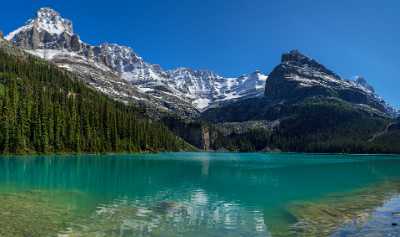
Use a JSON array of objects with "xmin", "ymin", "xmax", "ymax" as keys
[
  {"xmin": 265, "ymin": 51, "xmax": 393, "ymax": 114},
  {"xmin": 249, "ymin": 70, "xmax": 265, "ymax": 78},
  {"xmin": 100, "ymin": 43, "xmax": 137, "ymax": 56},
  {"xmin": 37, "ymin": 7, "xmax": 60, "ymax": 18},
  {"xmin": 99, "ymin": 43, "xmax": 143, "ymax": 62},
  {"xmin": 280, "ymin": 50, "xmax": 340, "ymax": 79},
  {"xmin": 5, "ymin": 7, "xmax": 75, "ymax": 50},
  {"xmin": 354, "ymin": 76, "xmax": 375, "ymax": 93},
  {"xmin": 34, "ymin": 7, "xmax": 73, "ymax": 35},
  {"xmin": 281, "ymin": 50, "xmax": 307, "ymax": 63}
]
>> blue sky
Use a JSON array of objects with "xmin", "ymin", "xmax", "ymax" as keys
[{"xmin": 1, "ymin": 0, "xmax": 399, "ymax": 108}]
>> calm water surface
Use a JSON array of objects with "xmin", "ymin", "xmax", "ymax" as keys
[{"xmin": 1, "ymin": 152, "xmax": 400, "ymax": 236}]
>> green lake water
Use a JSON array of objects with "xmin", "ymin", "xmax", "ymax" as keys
[{"xmin": 1, "ymin": 152, "xmax": 400, "ymax": 236}]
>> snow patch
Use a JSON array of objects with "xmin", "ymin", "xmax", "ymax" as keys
[
  {"xmin": 137, "ymin": 87, "xmax": 154, "ymax": 93},
  {"xmin": 193, "ymin": 98, "xmax": 211, "ymax": 110}
]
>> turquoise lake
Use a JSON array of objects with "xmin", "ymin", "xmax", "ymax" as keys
[{"xmin": 1, "ymin": 152, "xmax": 400, "ymax": 236}]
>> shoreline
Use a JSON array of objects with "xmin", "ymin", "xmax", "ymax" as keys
[{"xmin": 0, "ymin": 151, "xmax": 399, "ymax": 158}]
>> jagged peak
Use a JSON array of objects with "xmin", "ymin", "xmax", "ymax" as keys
[
  {"xmin": 99, "ymin": 43, "xmax": 143, "ymax": 61},
  {"xmin": 34, "ymin": 7, "xmax": 73, "ymax": 35},
  {"xmin": 281, "ymin": 50, "xmax": 323, "ymax": 68},
  {"xmin": 250, "ymin": 70, "xmax": 266, "ymax": 76},
  {"xmin": 250, "ymin": 70, "xmax": 268, "ymax": 80},
  {"xmin": 281, "ymin": 50, "xmax": 307, "ymax": 63},
  {"xmin": 354, "ymin": 75, "xmax": 367, "ymax": 84},
  {"xmin": 6, "ymin": 7, "xmax": 73, "ymax": 41},
  {"xmin": 100, "ymin": 43, "xmax": 134, "ymax": 53},
  {"xmin": 354, "ymin": 76, "xmax": 375, "ymax": 93},
  {"xmin": 36, "ymin": 7, "xmax": 60, "ymax": 18},
  {"xmin": 238, "ymin": 70, "xmax": 267, "ymax": 79},
  {"xmin": 101, "ymin": 43, "xmax": 130, "ymax": 50},
  {"xmin": 280, "ymin": 49, "xmax": 340, "ymax": 79}
]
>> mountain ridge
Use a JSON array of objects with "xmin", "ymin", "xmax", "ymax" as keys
[
  {"xmin": 6, "ymin": 7, "xmax": 397, "ymax": 117},
  {"xmin": 5, "ymin": 7, "xmax": 268, "ymax": 114}
]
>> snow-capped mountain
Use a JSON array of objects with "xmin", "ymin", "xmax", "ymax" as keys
[
  {"xmin": 150, "ymin": 68, "xmax": 266, "ymax": 110},
  {"xmin": 5, "ymin": 7, "xmax": 267, "ymax": 114},
  {"xmin": 6, "ymin": 8, "xmax": 396, "ymax": 118},
  {"xmin": 265, "ymin": 50, "xmax": 394, "ymax": 114},
  {"xmin": 6, "ymin": 7, "xmax": 74, "ymax": 49}
]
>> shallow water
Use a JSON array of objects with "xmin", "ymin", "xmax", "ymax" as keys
[{"xmin": 1, "ymin": 152, "xmax": 400, "ymax": 236}]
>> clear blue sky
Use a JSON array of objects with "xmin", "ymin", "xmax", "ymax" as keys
[{"xmin": 1, "ymin": 0, "xmax": 399, "ymax": 108}]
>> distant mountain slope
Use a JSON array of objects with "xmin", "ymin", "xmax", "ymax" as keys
[
  {"xmin": 5, "ymin": 7, "xmax": 268, "ymax": 116},
  {"xmin": 203, "ymin": 50, "xmax": 395, "ymax": 122},
  {"xmin": 265, "ymin": 50, "xmax": 394, "ymax": 114},
  {"xmin": 202, "ymin": 51, "xmax": 399, "ymax": 153},
  {"xmin": 0, "ymin": 39, "xmax": 192, "ymax": 153}
]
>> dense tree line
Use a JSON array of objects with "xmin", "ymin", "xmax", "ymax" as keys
[
  {"xmin": 271, "ymin": 100, "xmax": 400, "ymax": 153},
  {"xmin": 210, "ymin": 99, "xmax": 400, "ymax": 154},
  {"xmin": 0, "ymin": 47, "xmax": 191, "ymax": 153},
  {"xmin": 211, "ymin": 129, "xmax": 271, "ymax": 152}
]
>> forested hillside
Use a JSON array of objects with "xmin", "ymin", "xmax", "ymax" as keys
[
  {"xmin": 203, "ymin": 97, "xmax": 400, "ymax": 153},
  {"xmin": 0, "ymin": 42, "xmax": 192, "ymax": 153}
]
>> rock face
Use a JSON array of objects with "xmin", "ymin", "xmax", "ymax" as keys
[
  {"xmin": 6, "ymin": 8, "xmax": 74, "ymax": 50},
  {"xmin": 5, "ymin": 7, "xmax": 268, "ymax": 117},
  {"xmin": 265, "ymin": 50, "xmax": 391, "ymax": 113}
]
